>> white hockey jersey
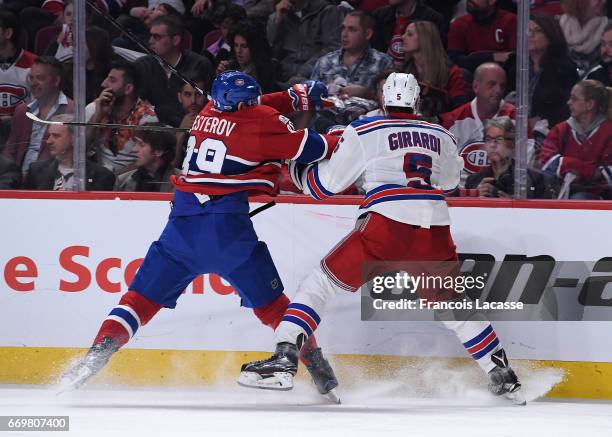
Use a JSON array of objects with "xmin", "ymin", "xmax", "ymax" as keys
[
  {"xmin": 301, "ymin": 114, "xmax": 464, "ymax": 228},
  {"xmin": 440, "ymin": 98, "xmax": 517, "ymax": 185}
]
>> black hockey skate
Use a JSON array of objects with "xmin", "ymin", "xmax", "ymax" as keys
[
  {"xmin": 302, "ymin": 347, "xmax": 340, "ymax": 403},
  {"xmin": 58, "ymin": 337, "xmax": 119, "ymax": 393},
  {"xmin": 238, "ymin": 342, "xmax": 298, "ymax": 391},
  {"xmin": 488, "ymin": 349, "xmax": 526, "ymax": 405},
  {"xmin": 238, "ymin": 342, "xmax": 341, "ymax": 402}
]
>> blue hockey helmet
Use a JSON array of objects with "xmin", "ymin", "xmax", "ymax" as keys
[{"xmin": 210, "ymin": 70, "xmax": 262, "ymax": 112}]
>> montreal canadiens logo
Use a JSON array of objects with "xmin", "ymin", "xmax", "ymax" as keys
[
  {"xmin": 389, "ymin": 37, "xmax": 404, "ymax": 58},
  {"xmin": 0, "ymin": 83, "xmax": 27, "ymax": 113},
  {"xmin": 460, "ymin": 141, "xmax": 489, "ymax": 174}
]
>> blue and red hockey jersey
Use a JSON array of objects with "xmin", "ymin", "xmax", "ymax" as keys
[{"xmin": 170, "ymin": 91, "xmax": 339, "ymax": 215}]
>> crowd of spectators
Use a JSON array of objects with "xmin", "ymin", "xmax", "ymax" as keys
[{"xmin": 0, "ymin": 0, "xmax": 609, "ymax": 200}]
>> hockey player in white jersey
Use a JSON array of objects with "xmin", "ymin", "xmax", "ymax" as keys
[{"xmin": 238, "ymin": 73, "xmax": 525, "ymax": 405}]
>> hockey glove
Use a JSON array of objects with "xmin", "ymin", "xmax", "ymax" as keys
[{"xmin": 288, "ymin": 80, "xmax": 331, "ymax": 112}]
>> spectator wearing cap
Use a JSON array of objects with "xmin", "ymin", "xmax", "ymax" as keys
[
  {"xmin": 135, "ymin": 14, "xmax": 213, "ymax": 126},
  {"xmin": 447, "ymin": 0, "xmax": 517, "ymax": 72},
  {"xmin": 310, "ymin": 11, "xmax": 392, "ymax": 99},
  {"xmin": 86, "ymin": 60, "xmax": 158, "ymax": 174},
  {"xmin": 114, "ymin": 125, "xmax": 179, "ymax": 192},
  {"xmin": 371, "ymin": 0, "xmax": 446, "ymax": 67},
  {"xmin": 3, "ymin": 56, "xmax": 73, "ymax": 175},
  {"xmin": 24, "ymin": 114, "xmax": 115, "ymax": 191}
]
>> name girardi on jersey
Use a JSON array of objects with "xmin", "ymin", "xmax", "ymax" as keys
[{"xmin": 387, "ymin": 131, "xmax": 442, "ymax": 155}]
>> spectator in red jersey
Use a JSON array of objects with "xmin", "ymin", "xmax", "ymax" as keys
[
  {"xmin": 447, "ymin": 0, "xmax": 517, "ymax": 73},
  {"xmin": 504, "ymin": 13, "xmax": 579, "ymax": 133},
  {"xmin": 440, "ymin": 62, "xmax": 517, "ymax": 184},
  {"xmin": 0, "ymin": 9, "xmax": 36, "ymax": 146},
  {"xmin": 559, "ymin": 0, "xmax": 609, "ymax": 75},
  {"xmin": 540, "ymin": 80, "xmax": 612, "ymax": 199},
  {"xmin": 586, "ymin": 23, "xmax": 612, "ymax": 87},
  {"xmin": 3, "ymin": 57, "xmax": 73, "ymax": 175},
  {"xmin": 371, "ymin": 0, "xmax": 446, "ymax": 67},
  {"xmin": 401, "ymin": 20, "xmax": 468, "ymax": 119}
]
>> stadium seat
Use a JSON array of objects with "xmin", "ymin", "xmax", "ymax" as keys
[{"xmin": 34, "ymin": 24, "xmax": 63, "ymax": 55}]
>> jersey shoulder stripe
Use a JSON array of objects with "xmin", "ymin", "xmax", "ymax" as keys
[{"xmin": 355, "ymin": 121, "xmax": 457, "ymax": 144}]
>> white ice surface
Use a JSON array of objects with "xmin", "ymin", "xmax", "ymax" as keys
[{"xmin": 2, "ymin": 378, "xmax": 611, "ymax": 437}]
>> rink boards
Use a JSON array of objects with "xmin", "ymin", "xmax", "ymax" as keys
[{"xmin": 1, "ymin": 192, "xmax": 612, "ymax": 399}]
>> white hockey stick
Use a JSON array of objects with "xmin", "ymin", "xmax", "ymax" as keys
[{"xmin": 26, "ymin": 112, "xmax": 190, "ymax": 133}]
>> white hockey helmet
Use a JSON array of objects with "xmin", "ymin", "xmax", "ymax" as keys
[{"xmin": 382, "ymin": 72, "xmax": 420, "ymax": 112}]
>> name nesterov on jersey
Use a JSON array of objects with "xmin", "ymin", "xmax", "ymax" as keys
[{"xmin": 191, "ymin": 115, "xmax": 237, "ymax": 136}]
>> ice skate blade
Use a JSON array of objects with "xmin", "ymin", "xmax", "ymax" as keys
[
  {"xmin": 55, "ymin": 377, "xmax": 83, "ymax": 395},
  {"xmin": 505, "ymin": 387, "xmax": 527, "ymax": 406},
  {"xmin": 322, "ymin": 388, "xmax": 341, "ymax": 404},
  {"xmin": 237, "ymin": 371, "xmax": 294, "ymax": 391}
]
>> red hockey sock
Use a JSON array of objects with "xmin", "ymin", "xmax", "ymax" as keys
[
  {"xmin": 253, "ymin": 294, "xmax": 290, "ymax": 329},
  {"xmin": 92, "ymin": 290, "xmax": 162, "ymax": 348},
  {"xmin": 299, "ymin": 334, "xmax": 319, "ymax": 366}
]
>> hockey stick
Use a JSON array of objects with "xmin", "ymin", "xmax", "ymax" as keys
[
  {"xmin": 248, "ymin": 201, "xmax": 276, "ymax": 217},
  {"xmin": 26, "ymin": 112, "xmax": 190, "ymax": 132},
  {"xmin": 85, "ymin": 0, "xmax": 205, "ymax": 96}
]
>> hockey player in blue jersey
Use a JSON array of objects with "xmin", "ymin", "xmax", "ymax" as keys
[{"xmin": 60, "ymin": 71, "xmax": 341, "ymax": 401}]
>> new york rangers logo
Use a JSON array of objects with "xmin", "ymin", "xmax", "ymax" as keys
[
  {"xmin": 460, "ymin": 141, "xmax": 489, "ymax": 174},
  {"xmin": 235, "ymin": 78, "xmax": 245, "ymax": 86}
]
